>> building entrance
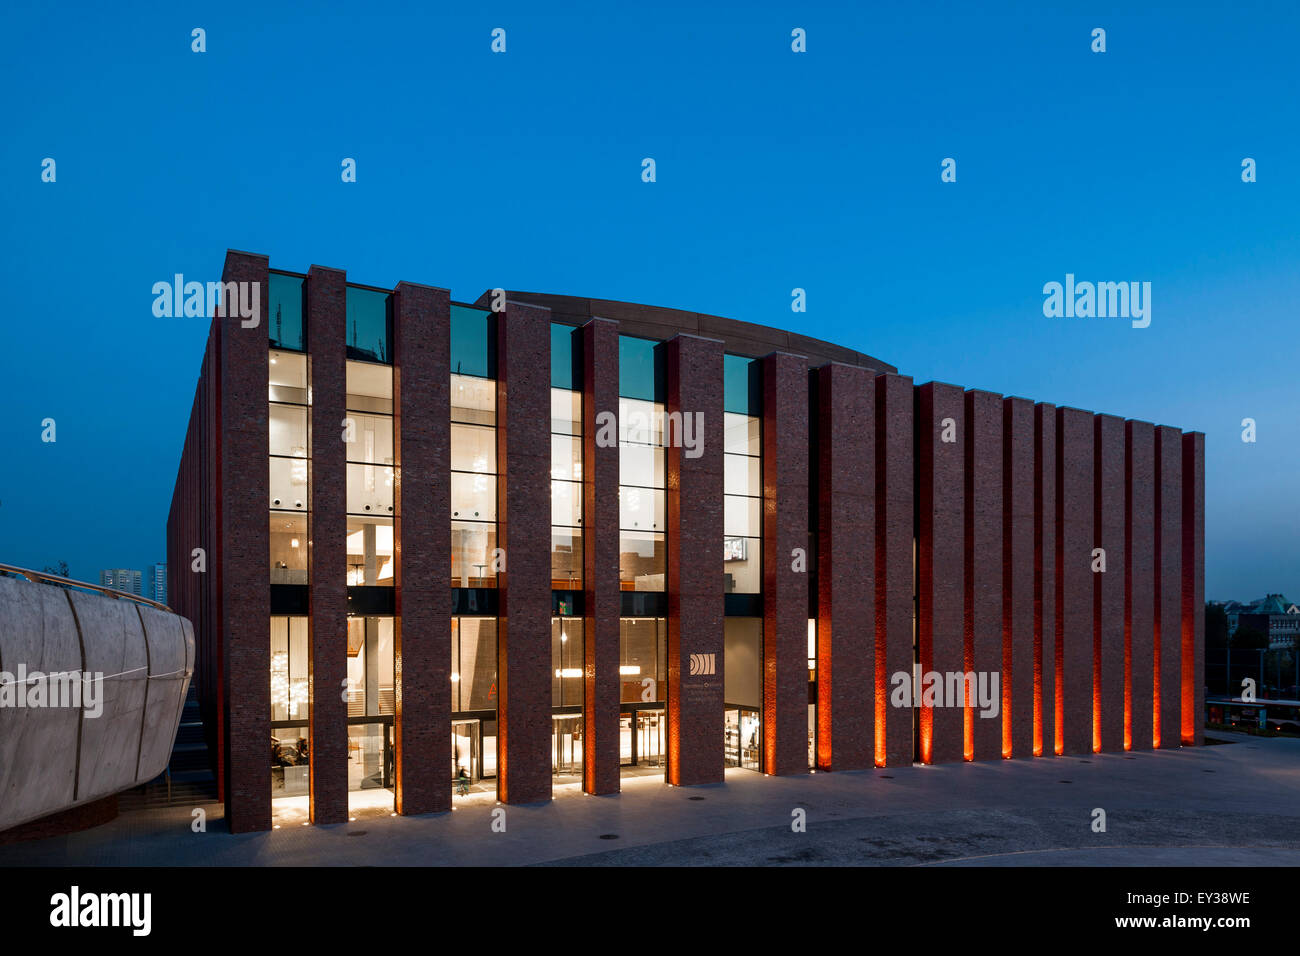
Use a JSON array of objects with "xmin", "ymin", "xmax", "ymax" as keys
[
  {"xmin": 552, "ymin": 714, "xmax": 582, "ymax": 775},
  {"xmin": 452, "ymin": 719, "xmax": 480, "ymax": 782},
  {"xmin": 724, "ymin": 707, "xmax": 761, "ymax": 771},
  {"xmin": 619, "ymin": 706, "xmax": 666, "ymax": 770}
]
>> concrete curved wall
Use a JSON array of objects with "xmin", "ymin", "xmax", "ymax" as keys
[{"xmin": 0, "ymin": 575, "xmax": 193, "ymax": 832}]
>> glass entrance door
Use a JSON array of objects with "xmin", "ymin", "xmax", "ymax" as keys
[
  {"xmin": 552, "ymin": 714, "xmax": 582, "ymax": 775},
  {"xmin": 620, "ymin": 715, "xmax": 634, "ymax": 766},
  {"xmin": 637, "ymin": 709, "xmax": 665, "ymax": 767},
  {"xmin": 452, "ymin": 719, "xmax": 480, "ymax": 781},
  {"xmin": 724, "ymin": 708, "xmax": 761, "ymax": 770}
]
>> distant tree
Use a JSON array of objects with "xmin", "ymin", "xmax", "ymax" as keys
[
  {"xmin": 1206, "ymin": 604, "xmax": 1229, "ymax": 648},
  {"xmin": 1233, "ymin": 624, "xmax": 1269, "ymax": 650},
  {"xmin": 1264, "ymin": 649, "xmax": 1296, "ymax": 693},
  {"xmin": 39, "ymin": 561, "xmax": 73, "ymax": 589}
]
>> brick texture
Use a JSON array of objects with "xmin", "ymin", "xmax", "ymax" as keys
[
  {"xmin": 1182, "ymin": 432, "xmax": 1205, "ymax": 746},
  {"xmin": 1034, "ymin": 404, "xmax": 1056, "ymax": 756},
  {"xmin": 816, "ymin": 363, "xmax": 874, "ymax": 772},
  {"xmin": 1003, "ymin": 397, "xmax": 1035, "ymax": 758},
  {"xmin": 762, "ymin": 352, "xmax": 810, "ymax": 776},
  {"xmin": 307, "ymin": 264, "xmax": 349, "ymax": 824},
  {"xmin": 496, "ymin": 300, "xmax": 554, "ymax": 803},
  {"xmin": 219, "ymin": 250, "xmax": 271, "ymax": 832},
  {"xmin": 876, "ymin": 373, "xmax": 914, "ymax": 767},
  {"xmin": 1095, "ymin": 414, "xmax": 1126, "ymax": 754},
  {"xmin": 1154, "ymin": 426, "xmax": 1182, "ymax": 749},
  {"xmin": 665, "ymin": 334, "xmax": 725, "ymax": 786},
  {"xmin": 965, "ymin": 390, "xmax": 1003, "ymax": 761},
  {"xmin": 582, "ymin": 318, "xmax": 621, "ymax": 794},
  {"xmin": 1056, "ymin": 407, "xmax": 1094, "ymax": 756},
  {"xmin": 916, "ymin": 382, "xmax": 965, "ymax": 764},
  {"xmin": 1126, "ymin": 421, "xmax": 1156, "ymax": 751},
  {"xmin": 393, "ymin": 280, "xmax": 451, "ymax": 814}
]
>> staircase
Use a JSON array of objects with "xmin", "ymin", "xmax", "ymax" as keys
[{"xmin": 118, "ymin": 685, "xmax": 219, "ymax": 811}]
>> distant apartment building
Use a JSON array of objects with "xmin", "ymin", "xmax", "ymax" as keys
[
  {"xmin": 1227, "ymin": 594, "xmax": 1300, "ymax": 649},
  {"xmin": 100, "ymin": 568, "xmax": 142, "ymax": 596},
  {"xmin": 150, "ymin": 563, "xmax": 168, "ymax": 606}
]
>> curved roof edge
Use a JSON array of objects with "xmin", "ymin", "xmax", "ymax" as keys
[{"xmin": 472, "ymin": 290, "xmax": 897, "ymax": 375}]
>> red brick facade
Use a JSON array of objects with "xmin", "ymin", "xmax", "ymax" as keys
[
  {"xmin": 393, "ymin": 281, "xmax": 452, "ymax": 815},
  {"xmin": 168, "ymin": 250, "xmax": 1207, "ymax": 832},
  {"xmin": 665, "ymin": 334, "xmax": 726, "ymax": 787},
  {"xmin": 582, "ymin": 318, "xmax": 621, "ymax": 796}
]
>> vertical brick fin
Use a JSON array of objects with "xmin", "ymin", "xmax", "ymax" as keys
[
  {"xmin": 306, "ymin": 264, "xmax": 349, "ymax": 824},
  {"xmin": 1033, "ymin": 404, "xmax": 1057, "ymax": 757},
  {"xmin": 762, "ymin": 352, "xmax": 811, "ymax": 776},
  {"xmin": 1056, "ymin": 407, "xmax": 1094, "ymax": 756},
  {"xmin": 915, "ymin": 383, "xmax": 965, "ymax": 764},
  {"xmin": 496, "ymin": 300, "xmax": 554, "ymax": 803},
  {"xmin": 1126, "ymin": 421, "xmax": 1155, "ymax": 751},
  {"xmin": 1095, "ymin": 415, "xmax": 1126, "ymax": 754},
  {"xmin": 1003, "ymin": 397, "xmax": 1035, "ymax": 758},
  {"xmin": 1153, "ymin": 426, "xmax": 1183, "ymax": 748},
  {"xmin": 582, "ymin": 318, "xmax": 621, "ymax": 794},
  {"xmin": 665, "ymin": 334, "xmax": 725, "ymax": 786},
  {"xmin": 1182, "ymin": 432, "xmax": 1205, "ymax": 746},
  {"xmin": 393, "ymin": 281, "xmax": 451, "ymax": 814},
  {"xmin": 816, "ymin": 363, "xmax": 875, "ymax": 772},
  {"xmin": 876, "ymin": 374, "xmax": 914, "ymax": 767},
  {"xmin": 965, "ymin": 390, "xmax": 1003, "ymax": 761},
  {"xmin": 219, "ymin": 250, "xmax": 271, "ymax": 832}
]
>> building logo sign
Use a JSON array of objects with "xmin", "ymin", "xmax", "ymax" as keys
[{"xmin": 688, "ymin": 653, "xmax": 716, "ymax": 676}]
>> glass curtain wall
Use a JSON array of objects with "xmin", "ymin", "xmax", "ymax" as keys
[
  {"xmin": 618, "ymin": 336, "xmax": 665, "ymax": 591},
  {"xmin": 346, "ymin": 616, "xmax": 395, "ymax": 793},
  {"xmin": 450, "ymin": 305, "xmax": 497, "ymax": 588},
  {"xmin": 269, "ymin": 348, "xmax": 309, "ymax": 585},
  {"xmin": 452, "ymin": 616, "xmax": 499, "ymax": 783},
  {"xmin": 551, "ymin": 324, "xmax": 583, "ymax": 590},
  {"xmin": 552, "ymin": 617, "xmax": 584, "ymax": 776},
  {"xmin": 619, "ymin": 617, "xmax": 668, "ymax": 770},
  {"xmin": 345, "ymin": 361, "xmax": 395, "ymax": 585},
  {"xmin": 724, "ymin": 617, "xmax": 763, "ymax": 770},
  {"xmin": 270, "ymin": 616, "xmax": 310, "ymax": 797},
  {"xmin": 723, "ymin": 355, "xmax": 761, "ymax": 594}
]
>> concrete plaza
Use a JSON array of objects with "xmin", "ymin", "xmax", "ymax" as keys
[{"xmin": 2, "ymin": 731, "xmax": 1297, "ymax": 866}]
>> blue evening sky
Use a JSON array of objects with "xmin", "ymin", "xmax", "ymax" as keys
[{"xmin": 1, "ymin": 1, "xmax": 1296, "ymax": 600}]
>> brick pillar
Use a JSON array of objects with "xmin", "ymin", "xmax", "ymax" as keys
[
  {"xmin": 1003, "ymin": 397, "xmax": 1035, "ymax": 758},
  {"xmin": 665, "ymin": 334, "xmax": 725, "ymax": 787},
  {"xmin": 582, "ymin": 318, "xmax": 621, "ymax": 795},
  {"xmin": 1154, "ymin": 425, "xmax": 1183, "ymax": 749},
  {"xmin": 1057, "ymin": 407, "xmax": 1095, "ymax": 756},
  {"xmin": 218, "ymin": 250, "xmax": 271, "ymax": 832},
  {"xmin": 876, "ymin": 373, "xmax": 914, "ymax": 767},
  {"xmin": 1126, "ymin": 421, "xmax": 1155, "ymax": 751},
  {"xmin": 815, "ymin": 363, "xmax": 874, "ymax": 772},
  {"xmin": 1034, "ymin": 404, "xmax": 1057, "ymax": 757},
  {"xmin": 1182, "ymin": 432, "xmax": 1205, "ymax": 746},
  {"xmin": 496, "ymin": 300, "xmax": 553, "ymax": 804},
  {"xmin": 393, "ymin": 281, "xmax": 451, "ymax": 814},
  {"xmin": 761, "ymin": 352, "xmax": 810, "ymax": 776},
  {"xmin": 965, "ymin": 390, "xmax": 1002, "ymax": 762},
  {"xmin": 916, "ymin": 382, "xmax": 965, "ymax": 764},
  {"xmin": 306, "ymin": 265, "xmax": 349, "ymax": 824},
  {"xmin": 1095, "ymin": 414, "xmax": 1126, "ymax": 754},
  {"xmin": 207, "ymin": 328, "xmax": 224, "ymax": 801}
]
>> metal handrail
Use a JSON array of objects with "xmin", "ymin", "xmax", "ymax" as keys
[{"xmin": 0, "ymin": 563, "xmax": 173, "ymax": 612}]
